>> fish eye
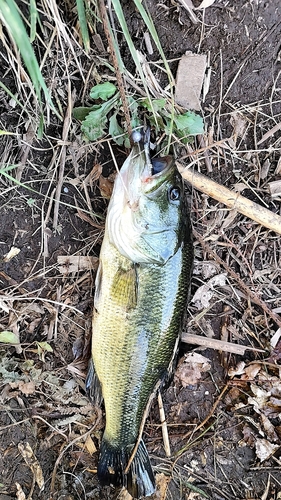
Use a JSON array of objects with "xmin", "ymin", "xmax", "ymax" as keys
[{"xmin": 168, "ymin": 186, "xmax": 181, "ymax": 202}]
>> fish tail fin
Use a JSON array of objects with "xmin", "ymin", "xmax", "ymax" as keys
[
  {"xmin": 98, "ymin": 438, "xmax": 155, "ymax": 498},
  {"xmin": 126, "ymin": 439, "xmax": 156, "ymax": 498}
]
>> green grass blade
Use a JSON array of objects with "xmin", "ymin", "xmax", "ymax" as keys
[
  {"xmin": 29, "ymin": 0, "xmax": 38, "ymax": 43},
  {"xmin": 111, "ymin": 0, "xmax": 155, "ymax": 114},
  {"xmin": 0, "ymin": 0, "xmax": 59, "ymax": 118},
  {"xmin": 132, "ymin": 0, "xmax": 175, "ymax": 147},
  {"xmin": 0, "ymin": 81, "xmax": 24, "ymax": 110},
  {"xmin": 76, "ymin": 0, "xmax": 90, "ymax": 53}
]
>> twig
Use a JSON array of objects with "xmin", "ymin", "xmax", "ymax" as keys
[
  {"xmin": 257, "ymin": 122, "xmax": 281, "ymax": 145},
  {"xmin": 177, "ymin": 0, "xmax": 199, "ymax": 24},
  {"xmin": 98, "ymin": 0, "xmax": 132, "ymax": 138},
  {"xmin": 181, "ymin": 382, "xmax": 230, "ymax": 441},
  {"xmin": 181, "ymin": 333, "xmax": 265, "ymax": 355},
  {"xmin": 177, "ymin": 163, "xmax": 281, "ymax": 235},
  {"xmin": 53, "ymin": 84, "xmax": 75, "ymax": 230},
  {"xmin": 193, "ymin": 229, "xmax": 281, "ymax": 331},
  {"xmin": 49, "ymin": 418, "xmax": 101, "ymax": 498},
  {"xmin": 158, "ymin": 392, "xmax": 171, "ymax": 457}
]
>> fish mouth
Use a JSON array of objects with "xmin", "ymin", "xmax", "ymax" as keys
[{"xmin": 131, "ymin": 126, "xmax": 174, "ymax": 184}]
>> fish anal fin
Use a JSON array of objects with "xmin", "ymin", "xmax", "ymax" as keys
[
  {"xmin": 111, "ymin": 265, "xmax": 138, "ymax": 310},
  {"xmin": 98, "ymin": 438, "xmax": 155, "ymax": 499},
  {"xmin": 85, "ymin": 359, "xmax": 103, "ymax": 406}
]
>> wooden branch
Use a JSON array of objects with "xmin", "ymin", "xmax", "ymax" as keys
[
  {"xmin": 181, "ymin": 333, "xmax": 265, "ymax": 355},
  {"xmin": 176, "ymin": 162, "xmax": 281, "ymax": 235}
]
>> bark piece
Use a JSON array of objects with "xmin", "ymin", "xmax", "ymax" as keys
[
  {"xmin": 175, "ymin": 51, "xmax": 207, "ymax": 111},
  {"xmin": 268, "ymin": 179, "xmax": 281, "ymax": 199}
]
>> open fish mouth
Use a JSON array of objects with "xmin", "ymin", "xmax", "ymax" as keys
[{"xmin": 131, "ymin": 126, "xmax": 173, "ymax": 176}]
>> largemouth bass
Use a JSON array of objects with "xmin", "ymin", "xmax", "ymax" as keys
[{"xmin": 86, "ymin": 128, "xmax": 193, "ymax": 498}]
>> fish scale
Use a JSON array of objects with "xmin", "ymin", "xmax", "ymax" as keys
[{"xmin": 86, "ymin": 130, "xmax": 193, "ymax": 498}]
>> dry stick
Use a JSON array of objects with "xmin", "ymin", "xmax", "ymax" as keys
[
  {"xmin": 53, "ymin": 85, "xmax": 75, "ymax": 230},
  {"xmin": 181, "ymin": 382, "xmax": 230, "ymax": 441},
  {"xmin": 181, "ymin": 333, "xmax": 265, "ymax": 355},
  {"xmin": 192, "ymin": 228, "xmax": 281, "ymax": 331},
  {"xmin": 177, "ymin": 163, "xmax": 281, "ymax": 235},
  {"xmin": 49, "ymin": 414, "xmax": 102, "ymax": 498},
  {"xmin": 98, "ymin": 0, "xmax": 132, "ymax": 139},
  {"xmin": 157, "ymin": 392, "xmax": 171, "ymax": 458}
]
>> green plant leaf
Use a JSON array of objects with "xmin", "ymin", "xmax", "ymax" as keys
[
  {"xmin": 0, "ymin": 331, "xmax": 19, "ymax": 343},
  {"xmin": 81, "ymin": 109, "xmax": 109, "ymax": 141},
  {"xmin": 141, "ymin": 98, "xmax": 166, "ymax": 113},
  {"xmin": 90, "ymin": 83, "xmax": 117, "ymax": 101},
  {"xmin": 76, "ymin": 0, "xmax": 90, "ymax": 53},
  {"xmin": 29, "ymin": 0, "xmax": 38, "ymax": 43},
  {"xmin": 73, "ymin": 106, "xmax": 94, "ymax": 121},
  {"xmin": 81, "ymin": 94, "xmax": 120, "ymax": 141},
  {"xmin": 36, "ymin": 341, "xmax": 53, "ymax": 352},
  {"xmin": 109, "ymin": 112, "xmax": 126, "ymax": 146},
  {"xmin": 174, "ymin": 112, "xmax": 204, "ymax": 135}
]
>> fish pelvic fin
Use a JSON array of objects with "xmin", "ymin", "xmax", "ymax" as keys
[
  {"xmin": 85, "ymin": 359, "xmax": 103, "ymax": 406},
  {"xmin": 98, "ymin": 438, "xmax": 155, "ymax": 499}
]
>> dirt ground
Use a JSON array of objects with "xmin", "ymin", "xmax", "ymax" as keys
[{"xmin": 0, "ymin": 1, "xmax": 281, "ymax": 499}]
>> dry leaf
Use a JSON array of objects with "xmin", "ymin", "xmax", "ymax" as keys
[
  {"xmin": 260, "ymin": 414, "xmax": 279, "ymax": 443},
  {"xmin": 248, "ymin": 384, "xmax": 271, "ymax": 413},
  {"xmin": 275, "ymin": 157, "xmax": 281, "ymax": 175},
  {"xmin": 57, "ymin": 255, "xmax": 99, "ymax": 274},
  {"xmin": 240, "ymin": 424, "xmax": 256, "ymax": 448},
  {"xmin": 10, "ymin": 380, "xmax": 36, "ymax": 395},
  {"xmin": 84, "ymin": 434, "xmax": 97, "ymax": 455},
  {"xmin": 99, "ymin": 174, "xmax": 115, "ymax": 198},
  {"xmin": 228, "ymin": 361, "xmax": 246, "ymax": 377},
  {"xmin": 255, "ymin": 438, "xmax": 279, "ymax": 462},
  {"xmin": 270, "ymin": 328, "xmax": 281, "ymax": 348},
  {"xmin": 229, "ymin": 111, "xmax": 248, "ymax": 146},
  {"xmin": 84, "ymin": 163, "xmax": 103, "ymax": 188},
  {"xmin": 16, "ymin": 482, "xmax": 26, "ymax": 500},
  {"xmin": 0, "ymin": 298, "xmax": 10, "ymax": 313},
  {"xmin": 191, "ymin": 273, "xmax": 227, "ymax": 309},
  {"xmin": 241, "ymin": 363, "xmax": 261, "ymax": 380},
  {"xmin": 3, "ymin": 246, "xmax": 20, "ymax": 262},
  {"xmin": 154, "ymin": 473, "xmax": 170, "ymax": 499},
  {"xmin": 18, "ymin": 442, "xmax": 44, "ymax": 490},
  {"xmin": 268, "ymin": 180, "xmax": 281, "ymax": 199},
  {"xmin": 175, "ymin": 353, "xmax": 211, "ymax": 387}
]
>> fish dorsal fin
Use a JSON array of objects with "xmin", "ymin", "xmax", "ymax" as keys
[{"xmin": 111, "ymin": 265, "xmax": 138, "ymax": 310}]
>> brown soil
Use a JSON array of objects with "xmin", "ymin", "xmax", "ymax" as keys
[{"xmin": 1, "ymin": 1, "xmax": 281, "ymax": 499}]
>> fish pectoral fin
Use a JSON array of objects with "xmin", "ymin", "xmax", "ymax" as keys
[
  {"xmin": 85, "ymin": 359, "xmax": 103, "ymax": 406},
  {"xmin": 111, "ymin": 266, "xmax": 138, "ymax": 310},
  {"xmin": 94, "ymin": 262, "xmax": 102, "ymax": 312}
]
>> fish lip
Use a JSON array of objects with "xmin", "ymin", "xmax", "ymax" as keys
[
  {"xmin": 141, "ymin": 155, "xmax": 175, "ymax": 189},
  {"xmin": 132, "ymin": 126, "xmax": 174, "ymax": 179}
]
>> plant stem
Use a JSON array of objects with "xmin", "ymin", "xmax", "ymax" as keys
[{"xmin": 98, "ymin": 0, "xmax": 132, "ymax": 141}]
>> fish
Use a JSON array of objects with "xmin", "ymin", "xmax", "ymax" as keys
[{"xmin": 86, "ymin": 127, "xmax": 193, "ymax": 498}]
